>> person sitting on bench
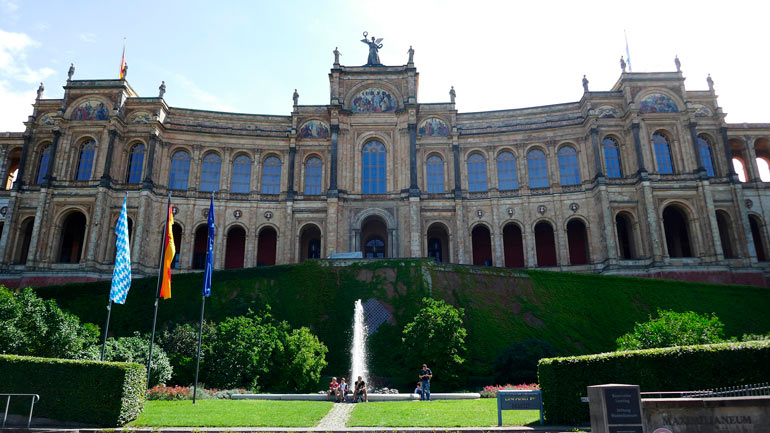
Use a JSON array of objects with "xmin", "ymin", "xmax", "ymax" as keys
[{"xmin": 354, "ymin": 376, "xmax": 368, "ymax": 402}]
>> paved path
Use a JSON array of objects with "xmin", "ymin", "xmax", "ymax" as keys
[{"xmin": 316, "ymin": 402, "xmax": 356, "ymax": 429}]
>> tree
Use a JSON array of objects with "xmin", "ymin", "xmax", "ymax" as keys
[
  {"xmin": 160, "ymin": 321, "xmax": 214, "ymax": 386},
  {"xmin": 103, "ymin": 332, "xmax": 173, "ymax": 387},
  {"xmin": 0, "ymin": 286, "xmax": 98, "ymax": 359},
  {"xmin": 494, "ymin": 339, "xmax": 557, "ymax": 385},
  {"xmin": 616, "ymin": 308, "xmax": 725, "ymax": 350},
  {"xmin": 402, "ymin": 297, "xmax": 467, "ymax": 389}
]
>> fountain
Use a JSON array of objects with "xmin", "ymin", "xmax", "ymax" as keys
[{"xmin": 350, "ymin": 299, "xmax": 368, "ymax": 382}]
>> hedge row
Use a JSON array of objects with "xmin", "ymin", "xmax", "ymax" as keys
[
  {"xmin": 0, "ymin": 354, "xmax": 146, "ymax": 426},
  {"xmin": 537, "ymin": 340, "xmax": 770, "ymax": 425}
]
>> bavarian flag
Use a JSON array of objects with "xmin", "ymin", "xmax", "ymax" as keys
[{"xmin": 159, "ymin": 204, "xmax": 175, "ymax": 299}]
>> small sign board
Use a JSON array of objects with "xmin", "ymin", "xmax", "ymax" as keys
[
  {"xmin": 604, "ymin": 387, "xmax": 642, "ymax": 425},
  {"xmin": 497, "ymin": 390, "xmax": 543, "ymax": 426}
]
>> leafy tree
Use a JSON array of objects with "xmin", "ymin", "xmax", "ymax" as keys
[
  {"xmin": 267, "ymin": 326, "xmax": 328, "ymax": 392},
  {"xmin": 616, "ymin": 308, "xmax": 725, "ymax": 350},
  {"xmin": 0, "ymin": 286, "xmax": 98, "ymax": 359},
  {"xmin": 102, "ymin": 332, "xmax": 173, "ymax": 387},
  {"xmin": 160, "ymin": 321, "xmax": 214, "ymax": 386},
  {"xmin": 402, "ymin": 297, "xmax": 467, "ymax": 389},
  {"xmin": 494, "ymin": 338, "xmax": 557, "ymax": 385}
]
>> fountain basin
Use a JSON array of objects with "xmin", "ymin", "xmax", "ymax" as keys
[{"xmin": 232, "ymin": 393, "xmax": 481, "ymax": 401}]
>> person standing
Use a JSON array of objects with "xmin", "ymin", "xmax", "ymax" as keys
[{"xmin": 419, "ymin": 363, "xmax": 432, "ymax": 401}]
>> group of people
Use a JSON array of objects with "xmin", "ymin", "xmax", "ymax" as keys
[
  {"xmin": 326, "ymin": 375, "xmax": 368, "ymax": 403},
  {"xmin": 325, "ymin": 364, "xmax": 433, "ymax": 403}
]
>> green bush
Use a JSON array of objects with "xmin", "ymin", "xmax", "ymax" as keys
[
  {"xmin": 402, "ymin": 297, "xmax": 467, "ymax": 389},
  {"xmin": 0, "ymin": 286, "xmax": 99, "ymax": 359},
  {"xmin": 102, "ymin": 332, "xmax": 172, "ymax": 387},
  {"xmin": 616, "ymin": 308, "xmax": 725, "ymax": 350},
  {"xmin": 538, "ymin": 340, "xmax": 770, "ymax": 425},
  {"xmin": 160, "ymin": 322, "xmax": 214, "ymax": 385},
  {"xmin": 267, "ymin": 326, "xmax": 328, "ymax": 392},
  {"xmin": 494, "ymin": 339, "xmax": 557, "ymax": 385},
  {"xmin": 0, "ymin": 354, "xmax": 145, "ymax": 426}
]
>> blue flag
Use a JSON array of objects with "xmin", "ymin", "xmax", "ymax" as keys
[
  {"xmin": 203, "ymin": 195, "xmax": 215, "ymax": 297},
  {"xmin": 110, "ymin": 196, "xmax": 132, "ymax": 304}
]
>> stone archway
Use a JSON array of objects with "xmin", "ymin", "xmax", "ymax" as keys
[
  {"xmin": 361, "ymin": 216, "xmax": 388, "ymax": 258},
  {"xmin": 662, "ymin": 205, "xmax": 692, "ymax": 258},
  {"xmin": 225, "ymin": 226, "xmax": 246, "ymax": 269},
  {"xmin": 299, "ymin": 224, "xmax": 322, "ymax": 262},
  {"xmin": 534, "ymin": 221, "xmax": 557, "ymax": 267},
  {"xmin": 59, "ymin": 211, "xmax": 87, "ymax": 263},
  {"xmin": 566, "ymin": 219, "xmax": 589, "ymax": 265},
  {"xmin": 257, "ymin": 226, "xmax": 277, "ymax": 266},
  {"xmin": 426, "ymin": 222, "xmax": 450, "ymax": 263},
  {"xmin": 351, "ymin": 207, "xmax": 397, "ymax": 258},
  {"xmin": 502, "ymin": 223, "xmax": 525, "ymax": 268},
  {"xmin": 471, "ymin": 225, "xmax": 493, "ymax": 266}
]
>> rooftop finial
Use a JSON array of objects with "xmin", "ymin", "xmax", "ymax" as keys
[
  {"xmin": 407, "ymin": 45, "xmax": 414, "ymax": 64},
  {"xmin": 36, "ymin": 82, "xmax": 44, "ymax": 100},
  {"xmin": 707, "ymin": 74, "xmax": 714, "ymax": 92},
  {"xmin": 293, "ymin": 89, "xmax": 299, "ymax": 108},
  {"xmin": 620, "ymin": 56, "xmax": 626, "ymax": 73},
  {"xmin": 333, "ymin": 47, "xmax": 341, "ymax": 65},
  {"xmin": 582, "ymin": 75, "xmax": 589, "ymax": 93},
  {"xmin": 67, "ymin": 63, "xmax": 75, "ymax": 81},
  {"xmin": 159, "ymin": 81, "xmax": 166, "ymax": 98},
  {"xmin": 674, "ymin": 55, "xmax": 681, "ymax": 72},
  {"xmin": 449, "ymin": 86, "xmax": 456, "ymax": 104}
]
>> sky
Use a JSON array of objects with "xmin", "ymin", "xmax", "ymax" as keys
[{"xmin": 1, "ymin": 0, "xmax": 769, "ymax": 132}]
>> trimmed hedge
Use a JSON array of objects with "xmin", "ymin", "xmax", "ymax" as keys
[
  {"xmin": 538, "ymin": 340, "xmax": 770, "ymax": 425},
  {"xmin": 0, "ymin": 354, "xmax": 146, "ymax": 426}
]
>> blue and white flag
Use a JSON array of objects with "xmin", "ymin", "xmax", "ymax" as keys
[
  {"xmin": 110, "ymin": 196, "xmax": 132, "ymax": 304},
  {"xmin": 203, "ymin": 194, "xmax": 215, "ymax": 297}
]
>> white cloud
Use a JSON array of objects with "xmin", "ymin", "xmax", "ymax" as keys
[
  {"xmin": 79, "ymin": 32, "xmax": 97, "ymax": 43},
  {"xmin": 0, "ymin": 80, "xmax": 34, "ymax": 131}
]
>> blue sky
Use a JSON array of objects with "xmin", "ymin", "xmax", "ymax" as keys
[{"xmin": 1, "ymin": 0, "xmax": 768, "ymax": 131}]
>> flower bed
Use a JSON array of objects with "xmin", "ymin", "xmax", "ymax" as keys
[
  {"xmin": 480, "ymin": 383, "xmax": 539, "ymax": 398},
  {"xmin": 147, "ymin": 385, "xmax": 246, "ymax": 400}
]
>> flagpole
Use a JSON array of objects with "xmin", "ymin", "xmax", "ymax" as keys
[
  {"xmin": 100, "ymin": 300, "xmax": 112, "ymax": 361},
  {"xmin": 147, "ymin": 192, "xmax": 171, "ymax": 390},
  {"xmin": 193, "ymin": 192, "xmax": 214, "ymax": 404},
  {"xmin": 193, "ymin": 294, "xmax": 205, "ymax": 404}
]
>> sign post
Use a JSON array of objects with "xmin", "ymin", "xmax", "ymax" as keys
[
  {"xmin": 497, "ymin": 389, "xmax": 544, "ymax": 426},
  {"xmin": 587, "ymin": 384, "xmax": 644, "ymax": 433}
]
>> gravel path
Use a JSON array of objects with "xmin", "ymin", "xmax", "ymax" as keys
[{"xmin": 316, "ymin": 402, "xmax": 356, "ymax": 429}]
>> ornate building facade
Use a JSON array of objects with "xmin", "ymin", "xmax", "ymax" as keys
[{"xmin": 1, "ymin": 52, "xmax": 769, "ymax": 287}]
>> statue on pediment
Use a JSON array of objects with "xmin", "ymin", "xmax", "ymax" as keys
[{"xmin": 361, "ymin": 31, "xmax": 383, "ymax": 66}]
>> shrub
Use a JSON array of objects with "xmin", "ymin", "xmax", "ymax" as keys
[
  {"xmin": 0, "ymin": 354, "xmax": 145, "ymax": 426},
  {"xmin": 0, "ymin": 286, "xmax": 99, "ymax": 359},
  {"xmin": 616, "ymin": 308, "xmax": 724, "ymax": 350},
  {"xmin": 102, "ymin": 332, "xmax": 172, "ymax": 387},
  {"xmin": 538, "ymin": 340, "xmax": 770, "ymax": 425},
  {"xmin": 494, "ymin": 339, "xmax": 557, "ymax": 385},
  {"xmin": 146, "ymin": 385, "xmax": 245, "ymax": 400},
  {"xmin": 402, "ymin": 297, "xmax": 467, "ymax": 389},
  {"xmin": 480, "ymin": 383, "xmax": 540, "ymax": 398},
  {"xmin": 160, "ymin": 322, "xmax": 214, "ymax": 385},
  {"xmin": 267, "ymin": 326, "xmax": 328, "ymax": 392}
]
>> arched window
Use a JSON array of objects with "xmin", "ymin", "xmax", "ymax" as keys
[
  {"xmin": 365, "ymin": 237, "xmax": 386, "ymax": 258},
  {"xmin": 169, "ymin": 151, "xmax": 191, "ymax": 190},
  {"xmin": 426, "ymin": 155, "xmax": 444, "ymax": 193},
  {"xmin": 36, "ymin": 145, "xmax": 51, "ymax": 184},
  {"xmin": 496, "ymin": 152, "xmax": 518, "ymax": 190},
  {"xmin": 261, "ymin": 156, "xmax": 282, "ymax": 194},
  {"xmin": 732, "ymin": 157, "xmax": 748, "ymax": 182},
  {"xmin": 603, "ymin": 137, "xmax": 622, "ymax": 178},
  {"xmin": 231, "ymin": 155, "xmax": 251, "ymax": 194},
  {"xmin": 76, "ymin": 140, "xmax": 96, "ymax": 181},
  {"xmin": 304, "ymin": 157, "xmax": 323, "ymax": 195},
  {"xmin": 4, "ymin": 148, "xmax": 21, "ymax": 190},
  {"xmin": 653, "ymin": 133, "xmax": 674, "ymax": 174},
  {"xmin": 527, "ymin": 149, "xmax": 549, "ymax": 188},
  {"xmin": 362, "ymin": 141, "xmax": 386, "ymax": 194},
  {"xmin": 126, "ymin": 144, "xmax": 145, "ymax": 184},
  {"xmin": 697, "ymin": 135, "xmax": 715, "ymax": 177},
  {"xmin": 200, "ymin": 153, "xmax": 222, "ymax": 192},
  {"xmin": 466, "ymin": 153, "xmax": 487, "ymax": 192},
  {"xmin": 558, "ymin": 146, "xmax": 580, "ymax": 185},
  {"xmin": 757, "ymin": 157, "xmax": 770, "ymax": 182},
  {"xmin": 663, "ymin": 205, "xmax": 692, "ymax": 257}
]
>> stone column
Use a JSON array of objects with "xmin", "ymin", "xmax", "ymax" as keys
[
  {"xmin": 698, "ymin": 179, "xmax": 722, "ymax": 261},
  {"xmin": 142, "ymin": 133, "xmax": 157, "ymax": 189},
  {"xmin": 689, "ymin": 121, "xmax": 706, "ymax": 176},
  {"xmin": 452, "ymin": 144, "xmax": 461, "ymax": 198},
  {"xmin": 44, "ymin": 129, "xmax": 61, "ymax": 186},
  {"xmin": 598, "ymin": 185, "xmax": 617, "ymax": 264},
  {"xmin": 132, "ymin": 190, "xmax": 150, "ymax": 266},
  {"xmin": 86, "ymin": 188, "xmax": 107, "ymax": 264},
  {"xmin": 745, "ymin": 136, "xmax": 760, "ymax": 182},
  {"xmin": 327, "ymin": 125, "xmax": 339, "ymax": 197},
  {"xmin": 100, "ymin": 129, "xmax": 118, "ymax": 187},
  {"xmin": 287, "ymin": 146, "xmax": 296, "ymax": 200},
  {"xmin": 641, "ymin": 181, "xmax": 663, "ymax": 262},
  {"xmin": 591, "ymin": 127, "xmax": 604, "ymax": 179},
  {"xmin": 720, "ymin": 126, "xmax": 737, "ymax": 178},
  {"xmin": 13, "ymin": 134, "xmax": 31, "ymax": 190},
  {"xmin": 631, "ymin": 122, "xmax": 647, "ymax": 178},
  {"xmin": 409, "ymin": 123, "xmax": 420, "ymax": 197},
  {"xmin": 409, "ymin": 197, "xmax": 421, "ymax": 257},
  {"xmin": 326, "ymin": 198, "xmax": 338, "ymax": 257}
]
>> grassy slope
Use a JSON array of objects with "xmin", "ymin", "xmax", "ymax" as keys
[
  {"xmin": 130, "ymin": 400, "xmax": 333, "ymax": 427},
  {"xmin": 29, "ymin": 260, "xmax": 770, "ymax": 380},
  {"xmin": 347, "ymin": 399, "xmax": 541, "ymax": 427}
]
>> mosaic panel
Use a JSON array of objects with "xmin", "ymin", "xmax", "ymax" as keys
[
  {"xmin": 418, "ymin": 117, "xmax": 450, "ymax": 136},
  {"xmin": 639, "ymin": 93, "xmax": 679, "ymax": 114},
  {"xmin": 71, "ymin": 99, "xmax": 110, "ymax": 120},
  {"xmin": 129, "ymin": 111, "xmax": 151, "ymax": 124},
  {"xmin": 299, "ymin": 120, "xmax": 330, "ymax": 138},
  {"xmin": 351, "ymin": 87, "xmax": 397, "ymax": 113}
]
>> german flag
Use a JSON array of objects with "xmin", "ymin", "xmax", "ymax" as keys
[{"xmin": 159, "ymin": 204, "xmax": 175, "ymax": 299}]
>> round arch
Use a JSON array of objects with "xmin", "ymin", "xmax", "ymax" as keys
[
  {"xmin": 426, "ymin": 221, "xmax": 451, "ymax": 263},
  {"xmin": 661, "ymin": 203, "xmax": 695, "ymax": 258},
  {"xmin": 256, "ymin": 224, "xmax": 279, "ymax": 266},
  {"xmin": 344, "ymin": 81, "xmax": 404, "ymax": 112},
  {"xmin": 298, "ymin": 222, "xmax": 323, "ymax": 262},
  {"xmin": 64, "ymin": 95, "xmax": 112, "ymax": 119},
  {"xmin": 56, "ymin": 209, "xmax": 88, "ymax": 263},
  {"xmin": 635, "ymin": 89, "xmax": 684, "ymax": 112},
  {"xmin": 470, "ymin": 222, "xmax": 493, "ymax": 266},
  {"xmin": 614, "ymin": 210, "xmax": 638, "ymax": 260},
  {"xmin": 565, "ymin": 217, "xmax": 590, "ymax": 265},
  {"xmin": 533, "ymin": 219, "xmax": 557, "ymax": 267},
  {"xmin": 501, "ymin": 220, "xmax": 525, "ymax": 268}
]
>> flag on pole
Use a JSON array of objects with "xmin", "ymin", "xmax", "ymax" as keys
[
  {"xmin": 203, "ymin": 195, "xmax": 215, "ymax": 297},
  {"xmin": 624, "ymin": 30, "xmax": 632, "ymax": 72},
  {"xmin": 110, "ymin": 196, "xmax": 132, "ymax": 304},
  {"xmin": 159, "ymin": 204, "xmax": 175, "ymax": 299},
  {"xmin": 119, "ymin": 39, "xmax": 126, "ymax": 79}
]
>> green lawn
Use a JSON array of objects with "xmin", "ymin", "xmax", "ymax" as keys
[
  {"xmin": 347, "ymin": 399, "xmax": 541, "ymax": 427},
  {"xmin": 130, "ymin": 400, "xmax": 334, "ymax": 427}
]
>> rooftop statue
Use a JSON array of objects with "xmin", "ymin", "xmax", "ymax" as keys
[{"xmin": 361, "ymin": 31, "xmax": 383, "ymax": 66}]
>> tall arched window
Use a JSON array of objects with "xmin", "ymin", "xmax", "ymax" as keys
[
  {"xmin": 603, "ymin": 137, "xmax": 622, "ymax": 178},
  {"xmin": 653, "ymin": 133, "xmax": 673, "ymax": 174},
  {"xmin": 169, "ymin": 150, "xmax": 191, "ymax": 190},
  {"xmin": 76, "ymin": 140, "xmax": 96, "ymax": 181},
  {"xmin": 697, "ymin": 135, "xmax": 715, "ymax": 177},
  {"xmin": 261, "ymin": 156, "xmax": 282, "ymax": 194},
  {"xmin": 558, "ymin": 146, "xmax": 580, "ymax": 185},
  {"xmin": 126, "ymin": 144, "xmax": 145, "ymax": 184},
  {"xmin": 200, "ymin": 153, "xmax": 222, "ymax": 192},
  {"xmin": 496, "ymin": 151, "xmax": 518, "ymax": 190},
  {"xmin": 426, "ymin": 155, "xmax": 444, "ymax": 193},
  {"xmin": 231, "ymin": 155, "xmax": 251, "ymax": 194},
  {"xmin": 36, "ymin": 145, "xmax": 51, "ymax": 185},
  {"xmin": 732, "ymin": 157, "xmax": 748, "ymax": 182},
  {"xmin": 527, "ymin": 149, "xmax": 549, "ymax": 188},
  {"xmin": 466, "ymin": 154, "xmax": 487, "ymax": 192},
  {"xmin": 362, "ymin": 141, "xmax": 386, "ymax": 194},
  {"xmin": 304, "ymin": 157, "xmax": 322, "ymax": 195}
]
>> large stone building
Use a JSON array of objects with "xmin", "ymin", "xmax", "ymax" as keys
[{"xmin": 1, "ymin": 49, "xmax": 769, "ymax": 287}]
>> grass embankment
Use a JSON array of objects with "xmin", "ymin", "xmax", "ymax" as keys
[
  {"xmin": 347, "ymin": 399, "xmax": 540, "ymax": 427},
  {"xmin": 130, "ymin": 400, "xmax": 333, "ymax": 427}
]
